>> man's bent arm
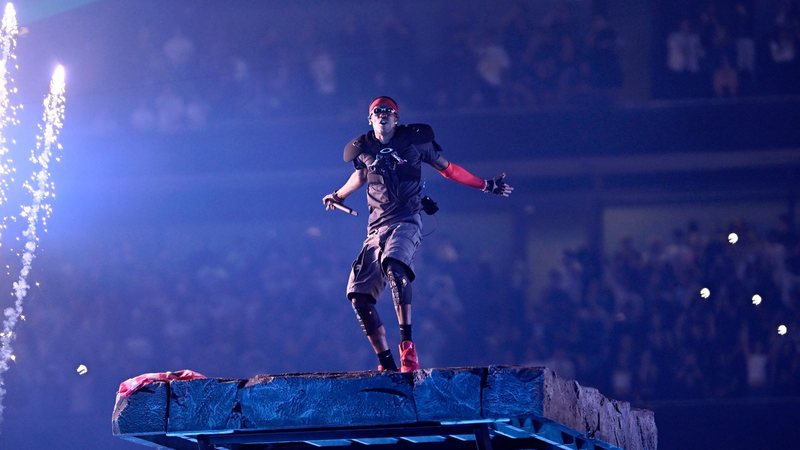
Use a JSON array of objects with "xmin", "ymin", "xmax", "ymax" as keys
[
  {"xmin": 336, "ymin": 169, "xmax": 367, "ymax": 198},
  {"xmin": 323, "ymin": 169, "xmax": 367, "ymax": 209}
]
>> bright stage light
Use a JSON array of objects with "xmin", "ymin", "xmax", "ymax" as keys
[
  {"xmin": 1, "ymin": 4, "xmax": 15, "ymax": 34},
  {"xmin": 51, "ymin": 65, "xmax": 65, "ymax": 95}
]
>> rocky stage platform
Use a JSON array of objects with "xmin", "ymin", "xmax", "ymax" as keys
[{"xmin": 112, "ymin": 366, "xmax": 657, "ymax": 450}]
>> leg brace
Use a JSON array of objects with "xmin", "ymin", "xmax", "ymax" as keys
[
  {"xmin": 349, "ymin": 293, "xmax": 382, "ymax": 336},
  {"xmin": 385, "ymin": 258, "xmax": 413, "ymax": 307}
]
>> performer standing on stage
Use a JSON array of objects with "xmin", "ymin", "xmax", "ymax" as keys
[{"xmin": 322, "ymin": 96, "xmax": 513, "ymax": 372}]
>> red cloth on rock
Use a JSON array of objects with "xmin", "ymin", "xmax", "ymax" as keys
[{"xmin": 117, "ymin": 369, "xmax": 206, "ymax": 398}]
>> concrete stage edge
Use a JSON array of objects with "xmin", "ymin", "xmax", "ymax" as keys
[{"xmin": 113, "ymin": 366, "xmax": 657, "ymax": 450}]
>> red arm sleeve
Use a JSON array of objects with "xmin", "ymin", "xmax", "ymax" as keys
[{"xmin": 438, "ymin": 162, "xmax": 487, "ymax": 190}]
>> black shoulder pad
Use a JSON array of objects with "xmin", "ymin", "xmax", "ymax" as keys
[
  {"xmin": 407, "ymin": 123, "xmax": 434, "ymax": 144},
  {"xmin": 343, "ymin": 135, "xmax": 366, "ymax": 162}
]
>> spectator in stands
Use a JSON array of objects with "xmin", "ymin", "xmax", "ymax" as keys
[
  {"xmin": 307, "ymin": 44, "xmax": 338, "ymax": 101},
  {"xmin": 741, "ymin": 328, "xmax": 770, "ymax": 396},
  {"xmin": 713, "ymin": 54, "xmax": 739, "ymax": 96},
  {"xmin": 774, "ymin": 0, "xmax": 800, "ymax": 34},
  {"xmin": 773, "ymin": 338, "xmax": 800, "ymax": 395},
  {"xmin": 584, "ymin": 14, "xmax": 623, "ymax": 92},
  {"xmin": 767, "ymin": 27, "xmax": 799, "ymax": 93},
  {"xmin": 706, "ymin": 24, "xmax": 738, "ymax": 96},
  {"xmin": 666, "ymin": 19, "xmax": 705, "ymax": 97},
  {"xmin": 472, "ymin": 32, "xmax": 512, "ymax": 107},
  {"xmin": 732, "ymin": 2, "xmax": 756, "ymax": 92}
]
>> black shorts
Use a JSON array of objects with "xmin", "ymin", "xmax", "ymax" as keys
[{"xmin": 346, "ymin": 222, "xmax": 422, "ymax": 301}]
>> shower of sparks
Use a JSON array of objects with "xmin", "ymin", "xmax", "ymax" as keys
[
  {"xmin": 0, "ymin": 63, "xmax": 66, "ymax": 423},
  {"xmin": 0, "ymin": 2, "xmax": 20, "ymax": 243}
]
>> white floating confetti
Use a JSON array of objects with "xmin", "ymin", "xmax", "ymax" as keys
[
  {"xmin": 700, "ymin": 288, "xmax": 710, "ymax": 299},
  {"xmin": 752, "ymin": 294, "xmax": 762, "ymax": 306},
  {"xmin": 76, "ymin": 364, "xmax": 88, "ymax": 375},
  {"xmin": 728, "ymin": 233, "xmax": 738, "ymax": 244},
  {"xmin": 778, "ymin": 325, "xmax": 788, "ymax": 336}
]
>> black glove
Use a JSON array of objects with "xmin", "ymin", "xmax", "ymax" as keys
[{"xmin": 483, "ymin": 173, "xmax": 513, "ymax": 197}]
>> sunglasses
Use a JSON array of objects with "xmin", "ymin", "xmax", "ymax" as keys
[{"xmin": 372, "ymin": 106, "xmax": 396, "ymax": 115}]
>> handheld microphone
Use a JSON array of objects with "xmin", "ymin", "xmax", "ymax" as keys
[{"xmin": 328, "ymin": 201, "xmax": 358, "ymax": 216}]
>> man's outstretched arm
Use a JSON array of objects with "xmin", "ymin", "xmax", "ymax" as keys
[
  {"xmin": 322, "ymin": 168, "xmax": 367, "ymax": 210},
  {"xmin": 432, "ymin": 155, "xmax": 514, "ymax": 197}
]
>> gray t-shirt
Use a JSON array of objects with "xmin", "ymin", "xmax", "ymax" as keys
[{"xmin": 345, "ymin": 124, "xmax": 442, "ymax": 231}]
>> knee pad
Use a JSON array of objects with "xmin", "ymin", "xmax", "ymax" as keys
[
  {"xmin": 349, "ymin": 294, "xmax": 382, "ymax": 336},
  {"xmin": 385, "ymin": 259, "xmax": 413, "ymax": 306}
]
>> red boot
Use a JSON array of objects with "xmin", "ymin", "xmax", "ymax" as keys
[{"xmin": 399, "ymin": 340, "xmax": 420, "ymax": 372}]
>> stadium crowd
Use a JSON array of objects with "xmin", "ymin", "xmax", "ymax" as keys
[
  {"xmin": 660, "ymin": 0, "xmax": 800, "ymax": 98},
  {"xmin": 70, "ymin": 0, "xmax": 800, "ymax": 136},
  {"xmin": 5, "ymin": 212, "xmax": 798, "ymax": 418},
  {"xmin": 529, "ymin": 215, "xmax": 800, "ymax": 402},
  {"xmin": 85, "ymin": 1, "xmax": 623, "ymax": 134}
]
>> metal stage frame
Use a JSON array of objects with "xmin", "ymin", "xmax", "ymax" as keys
[{"xmin": 119, "ymin": 417, "xmax": 622, "ymax": 450}]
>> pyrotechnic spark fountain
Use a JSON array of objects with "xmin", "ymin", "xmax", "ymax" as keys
[
  {"xmin": 0, "ymin": 2, "xmax": 20, "ymax": 242},
  {"xmin": 0, "ymin": 62, "xmax": 66, "ymax": 423}
]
